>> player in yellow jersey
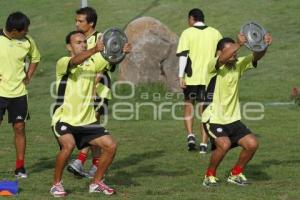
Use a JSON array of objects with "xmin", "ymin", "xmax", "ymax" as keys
[
  {"xmin": 0, "ymin": 12, "xmax": 41, "ymax": 178},
  {"xmin": 202, "ymin": 33, "xmax": 272, "ymax": 187},
  {"xmin": 177, "ymin": 8, "xmax": 222, "ymax": 153},
  {"xmin": 50, "ymin": 31, "xmax": 118, "ymax": 197},
  {"xmin": 67, "ymin": 7, "xmax": 131, "ymax": 178}
]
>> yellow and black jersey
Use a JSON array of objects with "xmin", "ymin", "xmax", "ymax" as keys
[
  {"xmin": 0, "ymin": 29, "xmax": 40, "ymax": 97},
  {"xmin": 52, "ymin": 56, "xmax": 107, "ymax": 127},
  {"xmin": 87, "ymin": 31, "xmax": 112, "ymax": 99},
  {"xmin": 177, "ymin": 26, "xmax": 222, "ymax": 85},
  {"xmin": 202, "ymin": 54, "xmax": 256, "ymax": 124}
]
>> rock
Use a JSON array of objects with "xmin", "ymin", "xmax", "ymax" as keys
[{"xmin": 119, "ymin": 16, "xmax": 180, "ymax": 92}]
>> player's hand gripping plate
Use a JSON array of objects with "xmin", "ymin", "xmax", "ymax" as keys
[
  {"xmin": 101, "ymin": 27, "xmax": 128, "ymax": 64},
  {"xmin": 240, "ymin": 22, "xmax": 268, "ymax": 52}
]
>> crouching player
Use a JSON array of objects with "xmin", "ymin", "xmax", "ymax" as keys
[
  {"xmin": 202, "ymin": 32, "xmax": 272, "ymax": 187},
  {"xmin": 50, "ymin": 31, "xmax": 117, "ymax": 197}
]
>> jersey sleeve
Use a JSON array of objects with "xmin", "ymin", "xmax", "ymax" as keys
[
  {"xmin": 237, "ymin": 54, "xmax": 255, "ymax": 76},
  {"xmin": 93, "ymin": 53, "xmax": 109, "ymax": 73},
  {"xmin": 26, "ymin": 35, "xmax": 41, "ymax": 63},
  {"xmin": 207, "ymin": 56, "xmax": 219, "ymax": 74},
  {"xmin": 56, "ymin": 57, "xmax": 71, "ymax": 76},
  {"xmin": 176, "ymin": 30, "xmax": 189, "ymax": 56}
]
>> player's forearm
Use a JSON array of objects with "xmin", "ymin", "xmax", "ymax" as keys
[
  {"xmin": 69, "ymin": 47, "xmax": 98, "ymax": 67},
  {"xmin": 26, "ymin": 62, "xmax": 39, "ymax": 80}
]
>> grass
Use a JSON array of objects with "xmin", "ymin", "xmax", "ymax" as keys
[{"xmin": 0, "ymin": 0, "xmax": 300, "ymax": 199}]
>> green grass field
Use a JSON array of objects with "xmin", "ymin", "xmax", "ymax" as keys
[{"xmin": 0, "ymin": 0, "xmax": 300, "ymax": 199}]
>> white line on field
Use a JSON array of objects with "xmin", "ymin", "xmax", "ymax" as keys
[{"xmin": 264, "ymin": 102, "xmax": 295, "ymax": 106}]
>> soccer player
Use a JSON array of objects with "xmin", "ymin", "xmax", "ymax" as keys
[
  {"xmin": 0, "ymin": 12, "xmax": 41, "ymax": 178},
  {"xmin": 176, "ymin": 8, "xmax": 222, "ymax": 153},
  {"xmin": 67, "ymin": 7, "xmax": 131, "ymax": 178},
  {"xmin": 50, "ymin": 31, "xmax": 117, "ymax": 197},
  {"xmin": 202, "ymin": 33, "xmax": 272, "ymax": 187}
]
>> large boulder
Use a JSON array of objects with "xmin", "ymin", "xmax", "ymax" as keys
[{"xmin": 119, "ymin": 16, "xmax": 180, "ymax": 92}]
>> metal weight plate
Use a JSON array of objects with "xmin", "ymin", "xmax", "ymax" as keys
[
  {"xmin": 240, "ymin": 22, "xmax": 268, "ymax": 52},
  {"xmin": 101, "ymin": 27, "xmax": 128, "ymax": 64}
]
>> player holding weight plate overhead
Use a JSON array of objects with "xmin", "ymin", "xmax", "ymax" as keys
[
  {"xmin": 201, "ymin": 32, "xmax": 272, "ymax": 187},
  {"xmin": 0, "ymin": 12, "xmax": 41, "ymax": 179},
  {"xmin": 67, "ymin": 7, "xmax": 131, "ymax": 179},
  {"xmin": 176, "ymin": 8, "xmax": 222, "ymax": 153},
  {"xmin": 50, "ymin": 30, "xmax": 120, "ymax": 197}
]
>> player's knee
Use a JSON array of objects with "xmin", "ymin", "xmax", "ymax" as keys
[
  {"xmin": 221, "ymin": 142, "xmax": 231, "ymax": 152},
  {"xmin": 13, "ymin": 123, "xmax": 25, "ymax": 134},
  {"xmin": 217, "ymin": 140, "xmax": 231, "ymax": 152},
  {"xmin": 61, "ymin": 142, "xmax": 75, "ymax": 152},
  {"xmin": 107, "ymin": 141, "xmax": 117, "ymax": 154},
  {"xmin": 246, "ymin": 138, "xmax": 259, "ymax": 151}
]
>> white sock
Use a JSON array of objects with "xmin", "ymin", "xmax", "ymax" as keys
[
  {"xmin": 187, "ymin": 133, "xmax": 195, "ymax": 138},
  {"xmin": 200, "ymin": 143, "xmax": 207, "ymax": 147}
]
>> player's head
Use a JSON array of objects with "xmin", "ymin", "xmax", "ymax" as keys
[
  {"xmin": 75, "ymin": 7, "xmax": 97, "ymax": 33},
  {"xmin": 65, "ymin": 30, "xmax": 87, "ymax": 56},
  {"xmin": 216, "ymin": 37, "xmax": 238, "ymax": 67},
  {"xmin": 188, "ymin": 8, "xmax": 204, "ymax": 26},
  {"xmin": 5, "ymin": 11, "xmax": 30, "ymax": 39}
]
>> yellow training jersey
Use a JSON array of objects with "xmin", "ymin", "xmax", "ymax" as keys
[
  {"xmin": 87, "ymin": 31, "xmax": 112, "ymax": 99},
  {"xmin": 52, "ymin": 56, "xmax": 107, "ymax": 126},
  {"xmin": 0, "ymin": 30, "xmax": 40, "ymax": 97},
  {"xmin": 177, "ymin": 26, "xmax": 222, "ymax": 85},
  {"xmin": 202, "ymin": 54, "xmax": 255, "ymax": 124}
]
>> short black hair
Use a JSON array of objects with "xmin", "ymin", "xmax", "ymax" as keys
[
  {"xmin": 217, "ymin": 37, "xmax": 235, "ymax": 51},
  {"xmin": 5, "ymin": 11, "xmax": 30, "ymax": 32},
  {"xmin": 65, "ymin": 30, "xmax": 84, "ymax": 44},
  {"xmin": 76, "ymin": 7, "xmax": 97, "ymax": 28},
  {"xmin": 188, "ymin": 8, "xmax": 204, "ymax": 22}
]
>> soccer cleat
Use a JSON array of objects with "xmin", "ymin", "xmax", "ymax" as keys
[
  {"xmin": 199, "ymin": 144, "xmax": 208, "ymax": 154},
  {"xmin": 67, "ymin": 159, "xmax": 88, "ymax": 178},
  {"xmin": 89, "ymin": 181, "xmax": 115, "ymax": 195},
  {"xmin": 187, "ymin": 134, "xmax": 197, "ymax": 151},
  {"xmin": 202, "ymin": 175, "xmax": 219, "ymax": 187},
  {"xmin": 50, "ymin": 181, "xmax": 67, "ymax": 197},
  {"xmin": 14, "ymin": 167, "xmax": 27, "ymax": 179},
  {"xmin": 227, "ymin": 173, "xmax": 250, "ymax": 186},
  {"xmin": 87, "ymin": 164, "xmax": 98, "ymax": 179}
]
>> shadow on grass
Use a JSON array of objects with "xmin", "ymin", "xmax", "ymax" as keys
[
  {"xmin": 0, "ymin": 170, "xmax": 13, "ymax": 174},
  {"xmin": 29, "ymin": 157, "xmax": 55, "ymax": 174},
  {"xmin": 109, "ymin": 150, "xmax": 189, "ymax": 187},
  {"xmin": 111, "ymin": 150, "xmax": 165, "ymax": 170},
  {"xmin": 247, "ymin": 159, "xmax": 300, "ymax": 181}
]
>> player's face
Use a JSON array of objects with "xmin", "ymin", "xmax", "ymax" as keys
[
  {"xmin": 70, "ymin": 33, "xmax": 87, "ymax": 55},
  {"xmin": 12, "ymin": 27, "xmax": 28, "ymax": 39},
  {"xmin": 188, "ymin": 16, "xmax": 194, "ymax": 27},
  {"xmin": 75, "ymin": 14, "xmax": 93, "ymax": 34},
  {"xmin": 223, "ymin": 43, "xmax": 238, "ymax": 67}
]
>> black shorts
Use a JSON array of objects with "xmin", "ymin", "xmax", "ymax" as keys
[
  {"xmin": 0, "ymin": 95, "xmax": 29, "ymax": 123},
  {"xmin": 204, "ymin": 120, "xmax": 252, "ymax": 151},
  {"xmin": 94, "ymin": 97, "xmax": 109, "ymax": 116},
  {"xmin": 52, "ymin": 121, "xmax": 110, "ymax": 150},
  {"xmin": 183, "ymin": 85, "xmax": 205, "ymax": 102}
]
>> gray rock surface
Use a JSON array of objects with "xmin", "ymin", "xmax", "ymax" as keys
[{"xmin": 119, "ymin": 16, "xmax": 180, "ymax": 92}]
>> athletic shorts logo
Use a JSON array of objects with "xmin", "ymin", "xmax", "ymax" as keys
[
  {"xmin": 217, "ymin": 128, "xmax": 223, "ymax": 133},
  {"xmin": 16, "ymin": 116, "xmax": 23, "ymax": 120},
  {"xmin": 61, "ymin": 125, "xmax": 67, "ymax": 131}
]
